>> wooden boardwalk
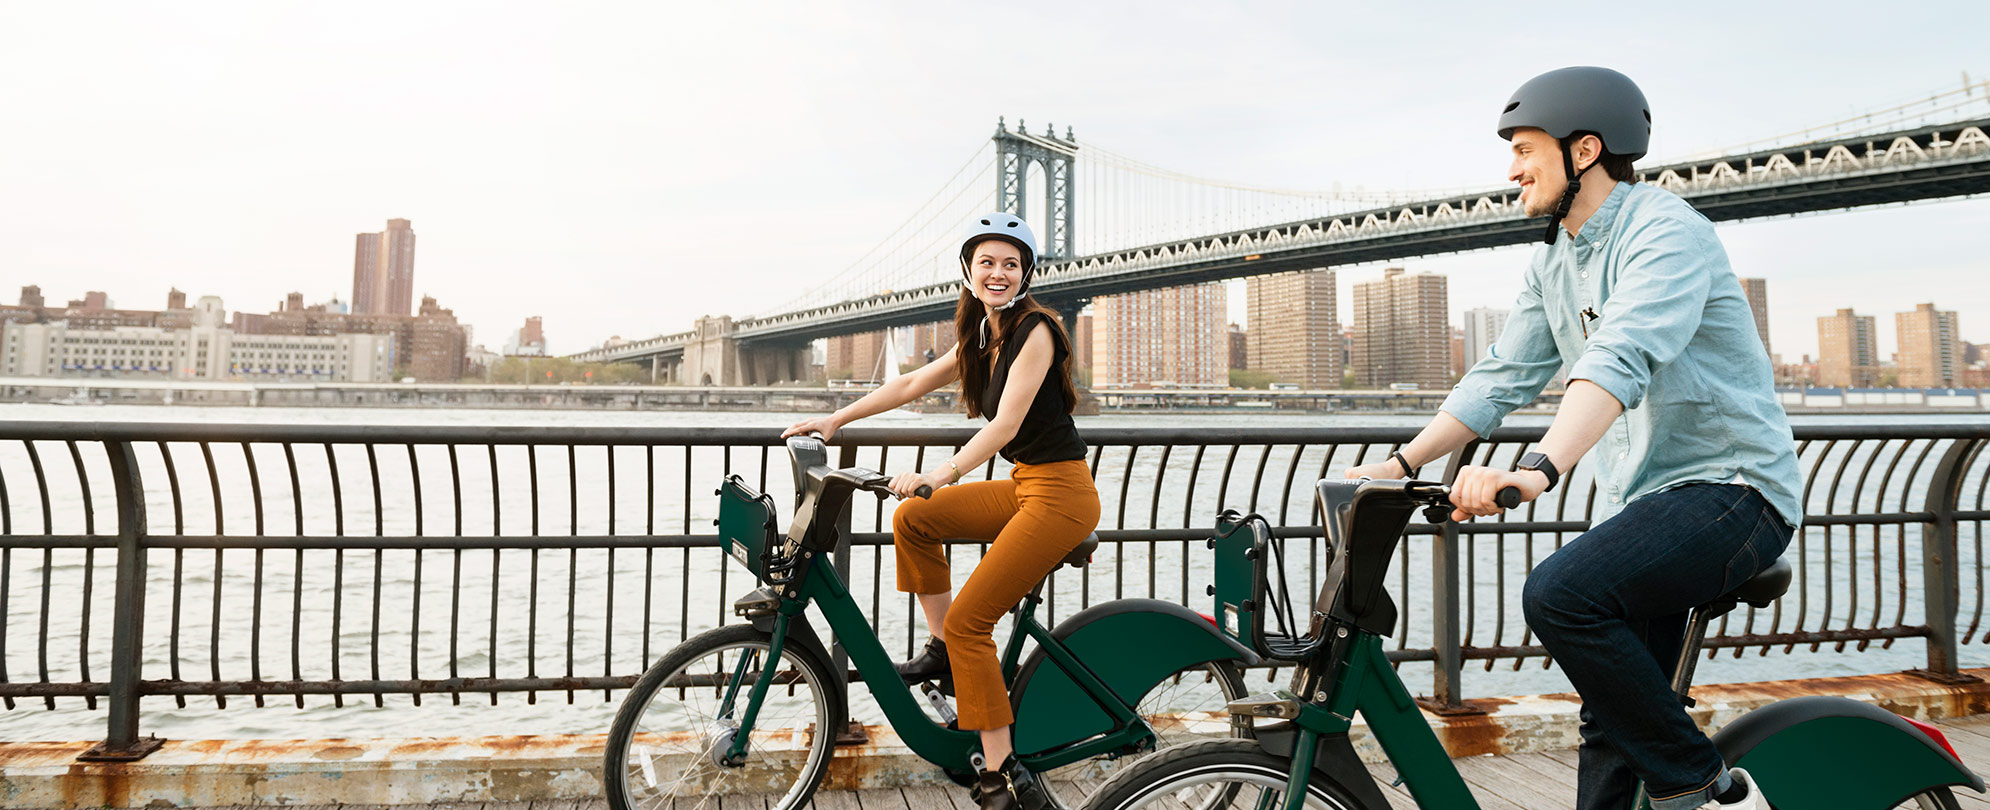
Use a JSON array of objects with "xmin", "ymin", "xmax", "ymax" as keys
[{"xmin": 179, "ymin": 715, "xmax": 1990, "ymax": 810}]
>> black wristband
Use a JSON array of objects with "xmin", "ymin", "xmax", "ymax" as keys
[{"xmin": 1390, "ymin": 451, "xmax": 1420, "ymax": 479}]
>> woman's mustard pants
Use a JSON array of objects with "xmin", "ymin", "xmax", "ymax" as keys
[{"xmin": 890, "ymin": 459, "xmax": 1100, "ymax": 730}]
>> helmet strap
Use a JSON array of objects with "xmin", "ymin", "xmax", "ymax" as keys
[{"xmin": 1544, "ymin": 136, "xmax": 1585, "ymax": 245}]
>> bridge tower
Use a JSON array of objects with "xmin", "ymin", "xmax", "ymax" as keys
[{"xmin": 994, "ymin": 119, "xmax": 1078, "ymax": 260}]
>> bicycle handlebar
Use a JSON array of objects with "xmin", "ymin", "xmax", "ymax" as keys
[
  {"xmin": 1496, "ymin": 486, "xmax": 1522, "ymax": 509},
  {"xmin": 858, "ymin": 479, "xmax": 932, "ymax": 500}
]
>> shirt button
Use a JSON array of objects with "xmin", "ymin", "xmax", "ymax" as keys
[
  {"xmin": 1579, "ymin": 271, "xmax": 1589, "ymax": 279},
  {"xmin": 1618, "ymin": 451, "xmax": 1628, "ymax": 460},
  {"xmin": 1610, "ymin": 495, "xmax": 1622, "ymax": 504}
]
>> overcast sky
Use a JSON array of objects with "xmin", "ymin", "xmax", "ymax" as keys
[{"xmin": 3, "ymin": 1, "xmax": 1986, "ymax": 361}]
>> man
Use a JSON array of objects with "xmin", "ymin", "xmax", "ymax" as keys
[{"xmin": 1344, "ymin": 67, "xmax": 1802, "ymax": 810}]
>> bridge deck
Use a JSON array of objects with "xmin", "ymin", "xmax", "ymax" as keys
[{"xmin": 166, "ymin": 715, "xmax": 1990, "ymax": 810}]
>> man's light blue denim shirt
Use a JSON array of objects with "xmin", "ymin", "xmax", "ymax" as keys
[{"xmin": 1439, "ymin": 181, "xmax": 1804, "ymax": 528}]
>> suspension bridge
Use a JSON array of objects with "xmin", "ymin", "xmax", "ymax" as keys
[{"xmin": 570, "ymin": 81, "xmax": 1990, "ymax": 386}]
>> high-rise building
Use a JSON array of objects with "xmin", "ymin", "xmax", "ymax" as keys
[
  {"xmin": 1449, "ymin": 327, "xmax": 1466, "ymax": 379},
  {"xmin": 1075, "ymin": 312, "xmax": 1093, "ymax": 373},
  {"xmin": 1093, "ymin": 282, "xmax": 1228, "ymax": 387},
  {"xmin": 352, "ymin": 218, "xmax": 418, "ymax": 316},
  {"xmin": 1739, "ymin": 278, "xmax": 1771, "ymax": 359},
  {"xmin": 1461, "ymin": 307, "xmax": 1511, "ymax": 374},
  {"xmin": 825, "ymin": 331, "xmax": 892, "ymax": 382},
  {"xmin": 1896, "ymin": 303, "xmax": 1962, "ymax": 388},
  {"xmin": 233, "ymin": 291, "xmax": 469, "ymax": 382},
  {"xmin": 1817, "ymin": 308, "xmax": 1878, "ymax": 388},
  {"xmin": 1245, "ymin": 269, "xmax": 1339, "ymax": 389},
  {"xmin": 1228, "ymin": 324, "xmax": 1247, "ymax": 371},
  {"xmin": 1350, "ymin": 268, "xmax": 1451, "ymax": 389},
  {"xmin": 508, "ymin": 316, "xmax": 547, "ymax": 356},
  {"xmin": 905, "ymin": 320, "xmax": 957, "ymax": 367}
]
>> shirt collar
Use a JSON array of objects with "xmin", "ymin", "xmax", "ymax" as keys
[{"xmin": 1562, "ymin": 181, "xmax": 1631, "ymax": 246}]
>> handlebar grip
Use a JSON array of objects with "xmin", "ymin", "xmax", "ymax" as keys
[
  {"xmin": 913, "ymin": 485, "xmax": 933, "ymax": 499},
  {"xmin": 1495, "ymin": 487, "xmax": 1522, "ymax": 509}
]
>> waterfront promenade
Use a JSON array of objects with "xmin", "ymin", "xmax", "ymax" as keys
[{"xmin": 3, "ymin": 416, "xmax": 1987, "ymax": 806}]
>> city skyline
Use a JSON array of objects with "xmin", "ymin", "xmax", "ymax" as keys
[{"xmin": 1, "ymin": 4, "xmax": 1985, "ymax": 362}]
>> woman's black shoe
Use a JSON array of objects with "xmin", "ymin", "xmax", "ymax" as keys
[
  {"xmin": 969, "ymin": 755, "xmax": 1047, "ymax": 810},
  {"xmin": 895, "ymin": 636, "xmax": 953, "ymax": 694}
]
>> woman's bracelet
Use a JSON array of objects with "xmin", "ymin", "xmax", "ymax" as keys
[
  {"xmin": 1390, "ymin": 451, "xmax": 1421, "ymax": 478},
  {"xmin": 946, "ymin": 460, "xmax": 963, "ymax": 484}
]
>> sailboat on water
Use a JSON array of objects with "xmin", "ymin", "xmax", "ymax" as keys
[{"xmin": 872, "ymin": 327, "xmax": 922, "ymax": 419}]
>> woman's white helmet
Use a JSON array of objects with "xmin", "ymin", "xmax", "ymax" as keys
[{"xmin": 959, "ymin": 213, "xmax": 1040, "ymax": 310}]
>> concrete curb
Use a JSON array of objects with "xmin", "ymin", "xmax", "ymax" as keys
[{"xmin": 4, "ymin": 668, "xmax": 1986, "ymax": 808}]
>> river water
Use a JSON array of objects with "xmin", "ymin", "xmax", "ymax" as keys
[{"xmin": 2, "ymin": 403, "xmax": 1986, "ymax": 742}]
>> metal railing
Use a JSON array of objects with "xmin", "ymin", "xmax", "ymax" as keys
[{"xmin": 1, "ymin": 421, "xmax": 1985, "ymax": 756}]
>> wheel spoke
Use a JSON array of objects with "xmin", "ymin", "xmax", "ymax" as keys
[{"xmin": 607, "ymin": 627, "xmax": 836, "ymax": 810}]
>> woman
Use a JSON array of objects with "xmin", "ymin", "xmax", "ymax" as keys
[{"xmin": 782, "ymin": 212, "xmax": 1096, "ymax": 810}]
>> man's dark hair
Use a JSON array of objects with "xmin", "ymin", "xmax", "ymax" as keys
[
  {"xmin": 1598, "ymin": 151, "xmax": 1638, "ymax": 184},
  {"xmin": 1567, "ymin": 131, "xmax": 1639, "ymax": 184}
]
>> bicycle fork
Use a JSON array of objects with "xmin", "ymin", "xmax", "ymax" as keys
[{"xmin": 714, "ymin": 611, "xmax": 795, "ymax": 766}]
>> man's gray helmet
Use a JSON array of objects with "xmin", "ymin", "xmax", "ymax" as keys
[
  {"xmin": 959, "ymin": 213, "xmax": 1039, "ymax": 311},
  {"xmin": 1498, "ymin": 67, "xmax": 1651, "ymax": 244},
  {"xmin": 1497, "ymin": 66, "xmax": 1651, "ymax": 159}
]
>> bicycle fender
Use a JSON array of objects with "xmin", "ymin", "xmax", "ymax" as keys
[
  {"xmin": 747, "ymin": 611, "xmax": 849, "ymax": 698},
  {"xmin": 1009, "ymin": 598, "xmax": 1259, "ymax": 756},
  {"xmin": 1711, "ymin": 695, "xmax": 1984, "ymax": 808}
]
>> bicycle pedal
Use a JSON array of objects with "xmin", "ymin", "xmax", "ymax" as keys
[{"xmin": 921, "ymin": 683, "xmax": 959, "ymax": 726}]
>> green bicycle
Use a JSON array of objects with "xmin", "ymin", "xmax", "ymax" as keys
[
  {"xmin": 1082, "ymin": 478, "xmax": 1984, "ymax": 810},
  {"xmin": 603, "ymin": 434, "xmax": 1260, "ymax": 810}
]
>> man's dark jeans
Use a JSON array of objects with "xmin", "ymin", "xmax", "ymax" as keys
[{"xmin": 1522, "ymin": 483, "xmax": 1794, "ymax": 810}]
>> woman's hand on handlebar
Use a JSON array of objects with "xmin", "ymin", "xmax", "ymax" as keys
[
  {"xmin": 1448, "ymin": 465, "xmax": 1549, "ymax": 521},
  {"xmin": 887, "ymin": 470, "xmax": 945, "ymax": 500},
  {"xmin": 781, "ymin": 416, "xmax": 839, "ymax": 441}
]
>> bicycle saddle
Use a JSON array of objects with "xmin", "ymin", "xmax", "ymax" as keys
[
  {"xmin": 1722, "ymin": 557, "xmax": 1793, "ymax": 609},
  {"xmin": 1061, "ymin": 533, "xmax": 1099, "ymax": 568}
]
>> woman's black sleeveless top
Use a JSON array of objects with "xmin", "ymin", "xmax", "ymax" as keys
[{"xmin": 979, "ymin": 311, "xmax": 1087, "ymax": 465}]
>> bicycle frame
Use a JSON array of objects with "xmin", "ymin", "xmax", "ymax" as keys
[
  {"xmin": 715, "ymin": 469, "xmax": 1164, "ymax": 777},
  {"xmin": 1246, "ymin": 632, "xmax": 1478, "ymax": 810}
]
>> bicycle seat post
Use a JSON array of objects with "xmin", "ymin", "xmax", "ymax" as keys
[
  {"xmin": 1667, "ymin": 557, "xmax": 1794, "ymax": 704},
  {"xmin": 1668, "ymin": 605, "xmax": 1722, "ymax": 705}
]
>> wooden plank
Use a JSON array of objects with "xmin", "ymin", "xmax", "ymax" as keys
[
  {"xmin": 720, "ymin": 795, "xmax": 771, "ymax": 810},
  {"xmin": 1936, "ymin": 723, "xmax": 1990, "ymax": 766},
  {"xmin": 1500, "ymin": 751, "xmax": 1582, "ymax": 794},
  {"xmin": 1364, "ymin": 761, "xmax": 1420, "ymax": 810},
  {"xmin": 1949, "ymin": 787, "xmax": 1990, "ymax": 810},
  {"xmin": 811, "ymin": 790, "xmax": 864, "ymax": 810},
  {"xmin": 898, "ymin": 785, "xmax": 960, "ymax": 809},
  {"xmin": 851, "ymin": 788, "xmax": 909, "ymax": 810},
  {"xmin": 1538, "ymin": 746, "xmax": 1581, "ymax": 771},
  {"xmin": 1456, "ymin": 753, "xmax": 1573, "ymax": 810}
]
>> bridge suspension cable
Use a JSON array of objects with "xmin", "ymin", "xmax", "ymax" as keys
[
  {"xmin": 1688, "ymin": 75, "xmax": 1990, "ymax": 159},
  {"xmin": 764, "ymin": 75, "xmax": 1990, "ymax": 320},
  {"xmin": 755, "ymin": 143, "xmax": 995, "ymax": 318}
]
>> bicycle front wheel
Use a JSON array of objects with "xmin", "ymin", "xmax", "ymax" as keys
[
  {"xmin": 603, "ymin": 624, "xmax": 842, "ymax": 810},
  {"xmin": 1082, "ymin": 738, "xmax": 1382, "ymax": 810}
]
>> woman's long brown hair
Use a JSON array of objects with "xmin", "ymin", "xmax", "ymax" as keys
[{"xmin": 953, "ymin": 289, "xmax": 1078, "ymax": 419}]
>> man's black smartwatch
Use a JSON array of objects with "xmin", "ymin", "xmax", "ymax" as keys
[{"xmin": 1516, "ymin": 452, "xmax": 1560, "ymax": 492}]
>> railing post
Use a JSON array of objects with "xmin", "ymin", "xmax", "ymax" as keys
[
  {"xmin": 829, "ymin": 442, "xmax": 867, "ymax": 744},
  {"xmin": 1912, "ymin": 437, "xmax": 1982, "ymax": 684},
  {"xmin": 1425, "ymin": 443, "xmax": 1473, "ymax": 710},
  {"xmin": 80, "ymin": 440, "xmax": 164, "ymax": 761}
]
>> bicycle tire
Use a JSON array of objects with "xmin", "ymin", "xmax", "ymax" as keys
[
  {"xmin": 1080, "ymin": 738, "xmax": 1382, "ymax": 810},
  {"xmin": 1045, "ymin": 659, "xmax": 1253, "ymax": 808},
  {"xmin": 603, "ymin": 624, "xmax": 842, "ymax": 810},
  {"xmin": 1902, "ymin": 786, "xmax": 1963, "ymax": 810}
]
